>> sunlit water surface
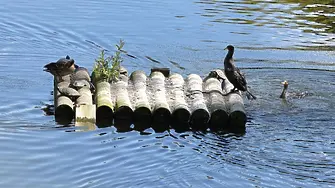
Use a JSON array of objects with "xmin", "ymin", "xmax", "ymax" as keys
[{"xmin": 0, "ymin": 0, "xmax": 334, "ymax": 187}]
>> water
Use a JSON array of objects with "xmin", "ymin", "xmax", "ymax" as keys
[{"xmin": 0, "ymin": 0, "xmax": 334, "ymax": 187}]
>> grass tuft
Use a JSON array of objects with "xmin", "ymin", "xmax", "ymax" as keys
[{"xmin": 92, "ymin": 40, "xmax": 125, "ymax": 83}]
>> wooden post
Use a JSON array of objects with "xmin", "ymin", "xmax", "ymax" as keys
[
  {"xmin": 75, "ymin": 105, "xmax": 96, "ymax": 131},
  {"xmin": 130, "ymin": 70, "xmax": 152, "ymax": 131},
  {"xmin": 151, "ymin": 67, "xmax": 170, "ymax": 77},
  {"xmin": 76, "ymin": 87, "xmax": 92, "ymax": 105},
  {"xmin": 203, "ymin": 76, "xmax": 229, "ymax": 131},
  {"xmin": 185, "ymin": 74, "xmax": 210, "ymax": 131},
  {"xmin": 167, "ymin": 73, "xmax": 190, "ymax": 132},
  {"xmin": 54, "ymin": 79, "xmax": 74, "ymax": 124},
  {"xmin": 72, "ymin": 68, "xmax": 96, "ymax": 130},
  {"xmin": 75, "ymin": 87, "xmax": 96, "ymax": 130},
  {"xmin": 95, "ymin": 81, "xmax": 114, "ymax": 126},
  {"xmin": 113, "ymin": 74, "xmax": 133, "ymax": 123},
  {"xmin": 218, "ymin": 69, "xmax": 247, "ymax": 131},
  {"xmin": 149, "ymin": 71, "xmax": 171, "ymax": 132},
  {"xmin": 55, "ymin": 96, "xmax": 74, "ymax": 124}
]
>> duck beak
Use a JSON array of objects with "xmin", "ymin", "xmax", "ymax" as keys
[{"xmin": 69, "ymin": 64, "xmax": 77, "ymax": 71}]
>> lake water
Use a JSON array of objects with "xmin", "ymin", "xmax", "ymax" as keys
[{"xmin": 0, "ymin": 0, "xmax": 334, "ymax": 187}]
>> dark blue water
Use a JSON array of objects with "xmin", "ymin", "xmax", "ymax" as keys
[{"xmin": 0, "ymin": 0, "xmax": 334, "ymax": 187}]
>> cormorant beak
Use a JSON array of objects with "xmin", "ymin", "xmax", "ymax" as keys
[
  {"xmin": 224, "ymin": 47, "xmax": 227, "ymax": 50},
  {"xmin": 281, "ymin": 80, "xmax": 288, "ymax": 85},
  {"xmin": 281, "ymin": 80, "xmax": 289, "ymax": 89}
]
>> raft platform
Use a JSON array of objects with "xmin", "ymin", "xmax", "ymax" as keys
[{"xmin": 53, "ymin": 68, "xmax": 247, "ymax": 132}]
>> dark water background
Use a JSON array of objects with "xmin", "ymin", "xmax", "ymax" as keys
[{"xmin": 0, "ymin": 0, "xmax": 334, "ymax": 187}]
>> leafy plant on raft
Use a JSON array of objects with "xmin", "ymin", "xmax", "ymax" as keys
[{"xmin": 92, "ymin": 40, "xmax": 125, "ymax": 83}]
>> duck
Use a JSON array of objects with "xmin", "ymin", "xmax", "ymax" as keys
[
  {"xmin": 279, "ymin": 80, "xmax": 311, "ymax": 99},
  {"xmin": 223, "ymin": 45, "xmax": 256, "ymax": 100},
  {"xmin": 57, "ymin": 86, "xmax": 81, "ymax": 101},
  {"xmin": 44, "ymin": 55, "xmax": 78, "ymax": 82},
  {"xmin": 208, "ymin": 70, "xmax": 227, "ymax": 94},
  {"xmin": 208, "ymin": 70, "xmax": 225, "ymax": 81},
  {"xmin": 69, "ymin": 67, "xmax": 95, "ymax": 92}
]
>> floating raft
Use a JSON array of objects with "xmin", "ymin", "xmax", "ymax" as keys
[{"xmin": 54, "ymin": 68, "xmax": 247, "ymax": 132}]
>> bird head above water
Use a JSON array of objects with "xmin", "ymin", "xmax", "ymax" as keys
[
  {"xmin": 281, "ymin": 80, "xmax": 289, "ymax": 89},
  {"xmin": 280, "ymin": 80, "xmax": 289, "ymax": 99},
  {"xmin": 279, "ymin": 80, "xmax": 311, "ymax": 99}
]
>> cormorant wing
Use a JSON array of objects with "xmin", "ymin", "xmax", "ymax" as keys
[{"xmin": 233, "ymin": 66, "xmax": 247, "ymax": 89}]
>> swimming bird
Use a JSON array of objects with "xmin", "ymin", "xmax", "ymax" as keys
[
  {"xmin": 223, "ymin": 45, "xmax": 256, "ymax": 100},
  {"xmin": 279, "ymin": 80, "xmax": 311, "ymax": 99},
  {"xmin": 279, "ymin": 80, "xmax": 288, "ymax": 99},
  {"xmin": 44, "ymin": 55, "xmax": 78, "ymax": 82}
]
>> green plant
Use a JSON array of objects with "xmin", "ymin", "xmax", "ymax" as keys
[{"xmin": 93, "ymin": 40, "xmax": 125, "ymax": 83}]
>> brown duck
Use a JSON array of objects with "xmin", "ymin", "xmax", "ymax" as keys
[
  {"xmin": 44, "ymin": 55, "xmax": 78, "ymax": 82},
  {"xmin": 223, "ymin": 45, "xmax": 256, "ymax": 100}
]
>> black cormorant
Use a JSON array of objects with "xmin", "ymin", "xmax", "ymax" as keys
[
  {"xmin": 223, "ymin": 45, "xmax": 256, "ymax": 100},
  {"xmin": 280, "ymin": 80, "xmax": 288, "ymax": 99},
  {"xmin": 279, "ymin": 80, "xmax": 310, "ymax": 99}
]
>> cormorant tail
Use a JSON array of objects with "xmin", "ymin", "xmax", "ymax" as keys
[{"xmin": 246, "ymin": 90, "xmax": 257, "ymax": 100}]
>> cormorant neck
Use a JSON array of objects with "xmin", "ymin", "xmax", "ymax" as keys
[
  {"xmin": 224, "ymin": 49, "xmax": 234, "ymax": 68},
  {"xmin": 280, "ymin": 87, "xmax": 287, "ymax": 99},
  {"xmin": 226, "ymin": 49, "xmax": 234, "ymax": 59}
]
